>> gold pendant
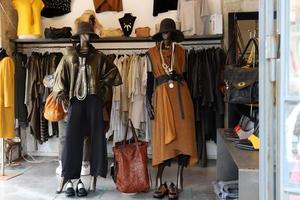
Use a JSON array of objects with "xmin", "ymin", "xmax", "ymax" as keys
[{"xmin": 168, "ymin": 80, "xmax": 174, "ymax": 88}]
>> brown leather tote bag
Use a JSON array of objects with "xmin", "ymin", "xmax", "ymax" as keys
[{"xmin": 112, "ymin": 120, "xmax": 150, "ymax": 193}]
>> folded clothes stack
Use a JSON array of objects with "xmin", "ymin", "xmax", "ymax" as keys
[{"xmin": 213, "ymin": 180, "xmax": 239, "ymax": 200}]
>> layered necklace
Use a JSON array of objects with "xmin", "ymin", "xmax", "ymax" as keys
[{"xmin": 159, "ymin": 41, "xmax": 175, "ymax": 88}]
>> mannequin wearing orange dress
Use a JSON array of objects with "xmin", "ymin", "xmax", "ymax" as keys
[{"xmin": 147, "ymin": 18, "xmax": 198, "ymax": 199}]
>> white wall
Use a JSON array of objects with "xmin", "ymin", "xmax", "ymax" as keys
[
  {"xmin": 42, "ymin": 0, "xmax": 177, "ymax": 37},
  {"xmin": 41, "ymin": 0, "xmax": 222, "ymax": 37}
]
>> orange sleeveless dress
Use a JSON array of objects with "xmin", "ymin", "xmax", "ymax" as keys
[{"xmin": 147, "ymin": 44, "xmax": 198, "ymax": 166}]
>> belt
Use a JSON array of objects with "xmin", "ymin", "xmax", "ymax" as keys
[{"xmin": 156, "ymin": 73, "xmax": 185, "ymax": 119}]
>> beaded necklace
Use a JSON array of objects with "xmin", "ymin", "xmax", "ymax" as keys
[{"xmin": 159, "ymin": 41, "xmax": 175, "ymax": 88}]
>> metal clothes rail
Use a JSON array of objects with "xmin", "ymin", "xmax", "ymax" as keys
[{"xmin": 12, "ymin": 35, "xmax": 224, "ymax": 53}]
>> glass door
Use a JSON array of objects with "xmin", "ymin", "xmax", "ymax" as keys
[
  {"xmin": 278, "ymin": 0, "xmax": 300, "ymax": 199},
  {"xmin": 259, "ymin": 0, "xmax": 278, "ymax": 199}
]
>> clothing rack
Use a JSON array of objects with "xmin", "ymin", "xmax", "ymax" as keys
[
  {"xmin": 14, "ymin": 43, "xmax": 222, "ymax": 54},
  {"xmin": 12, "ymin": 35, "xmax": 223, "ymax": 52},
  {"xmin": 15, "ymin": 46, "xmax": 150, "ymax": 50},
  {"xmin": 12, "ymin": 34, "xmax": 223, "ymax": 44},
  {"xmin": 11, "ymin": 35, "xmax": 224, "ymax": 158}
]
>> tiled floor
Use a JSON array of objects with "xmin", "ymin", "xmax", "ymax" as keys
[{"xmin": 0, "ymin": 158, "xmax": 216, "ymax": 200}]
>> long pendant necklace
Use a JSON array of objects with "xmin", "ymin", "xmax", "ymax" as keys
[{"xmin": 160, "ymin": 41, "xmax": 175, "ymax": 88}]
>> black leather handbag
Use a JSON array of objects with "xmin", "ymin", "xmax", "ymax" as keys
[{"xmin": 224, "ymin": 38, "xmax": 259, "ymax": 104}]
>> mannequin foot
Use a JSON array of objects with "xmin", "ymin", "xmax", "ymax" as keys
[
  {"xmin": 168, "ymin": 182, "xmax": 179, "ymax": 200},
  {"xmin": 76, "ymin": 179, "xmax": 87, "ymax": 197},
  {"xmin": 153, "ymin": 182, "xmax": 168, "ymax": 198},
  {"xmin": 65, "ymin": 180, "xmax": 75, "ymax": 197},
  {"xmin": 89, "ymin": 176, "xmax": 97, "ymax": 192},
  {"xmin": 56, "ymin": 177, "xmax": 68, "ymax": 194}
]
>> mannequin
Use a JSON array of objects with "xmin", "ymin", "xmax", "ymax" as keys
[
  {"xmin": 56, "ymin": 34, "xmax": 92, "ymax": 173},
  {"xmin": 147, "ymin": 18, "xmax": 198, "ymax": 199},
  {"xmin": 118, "ymin": 13, "xmax": 136, "ymax": 36},
  {"xmin": 54, "ymin": 22, "xmax": 122, "ymax": 197},
  {"xmin": 155, "ymin": 32, "xmax": 185, "ymax": 192},
  {"xmin": 56, "ymin": 33, "xmax": 91, "ymax": 197}
]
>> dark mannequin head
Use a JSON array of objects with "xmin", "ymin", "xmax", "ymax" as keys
[{"xmin": 162, "ymin": 32, "xmax": 172, "ymax": 48}]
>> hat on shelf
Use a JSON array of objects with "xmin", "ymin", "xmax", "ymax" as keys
[
  {"xmin": 152, "ymin": 18, "xmax": 184, "ymax": 42},
  {"xmin": 71, "ymin": 22, "xmax": 100, "ymax": 40},
  {"xmin": 74, "ymin": 10, "xmax": 103, "ymax": 36},
  {"xmin": 41, "ymin": 0, "xmax": 71, "ymax": 18}
]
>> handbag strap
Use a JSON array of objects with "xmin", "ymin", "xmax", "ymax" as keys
[
  {"xmin": 122, "ymin": 119, "xmax": 139, "ymax": 147},
  {"xmin": 237, "ymin": 38, "xmax": 259, "ymax": 66},
  {"xmin": 225, "ymin": 14, "xmax": 239, "ymax": 65}
]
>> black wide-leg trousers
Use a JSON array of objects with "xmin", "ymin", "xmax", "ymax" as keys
[{"xmin": 62, "ymin": 95, "xmax": 108, "ymax": 179}]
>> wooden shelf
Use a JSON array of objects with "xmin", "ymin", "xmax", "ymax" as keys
[{"xmin": 12, "ymin": 34, "xmax": 223, "ymax": 44}]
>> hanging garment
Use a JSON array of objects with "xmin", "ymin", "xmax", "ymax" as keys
[
  {"xmin": 27, "ymin": 52, "xmax": 62, "ymax": 143},
  {"xmin": 120, "ymin": 55, "xmax": 131, "ymax": 117},
  {"xmin": 186, "ymin": 47, "xmax": 226, "ymax": 166},
  {"xmin": 147, "ymin": 44, "xmax": 198, "ymax": 167},
  {"xmin": 27, "ymin": 52, "xmax": 42, "ymax": 142},
  {"xmin": 93, "ymin": 0, "xmax": 123, "ymax": 13},
  {"xmin": 153, "ymin": 0, "xmax": 178, "ymax": 16},
  {"xmin": 13, "ymin": 53, "xmax": 28, "ymax": 126},
  {"xmin": 177, "ymin": 0, "xmax": 210, "ymax": 35},
  {"xmin": 41, "ymin": 0, "xmax": 71, "ymax": 18},
  {"xmin": 0, "ymin": 57, "xmax": 15, "ymax": 138},
  {"xmin": 12, "ymin": 0, "xmax": 44, "ymax": 37},
  {"xmin": 106, "ymin": 54, "xmax": 149, "ymax": 145},
  {"xmin": 106, "ymin": 55, "xmax": 126, "ymax": 144},
  {"xmin": 129, "ymin": 56, "xmax": 147, "ymax": 129}
]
